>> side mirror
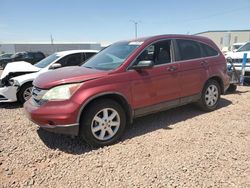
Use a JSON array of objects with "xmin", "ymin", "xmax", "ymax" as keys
[
  {"xmin": 131, "ymin": 60, "xmax": 154, "ymax": 70},
  {"xmin": 50, "ymin": 63, "xmax": 62, "ymax": 69}
]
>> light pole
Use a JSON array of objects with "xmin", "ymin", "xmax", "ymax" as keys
[{"xmin": 130, "ymin": 20, "xmax": 140, "ymax": 39}]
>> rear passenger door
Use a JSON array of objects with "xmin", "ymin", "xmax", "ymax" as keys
[{"xmin": 175, "ymin": 39, "xmax": 209, "ymax": 98}]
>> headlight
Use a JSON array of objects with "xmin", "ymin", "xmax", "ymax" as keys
[
  {"xmin": 9, "ymin": 79, "xmax": 20, "ymax": 87},
  {"xmin": 42, "ymin": 83, "xmax": 82, "ymax": 101}
]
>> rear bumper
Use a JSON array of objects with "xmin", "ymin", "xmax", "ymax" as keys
[
  {"xmin": 0, "ymin": 86, "xmax": 18, "ymax": 102},
  {"xmin": 24, "ymin": 99, "xmax": 80, "ymax": 136}
]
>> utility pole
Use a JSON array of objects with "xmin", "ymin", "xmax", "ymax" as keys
[
  {"xmin": 50, "ymin": 34, "xmax": 54, "ymax": 45},
  {"xmin": 50, "ymin": 34, "xmax": 54, "ymax": 53},
  {"xmin": 130, "ymin": 20, "xmax": 140, "ymax": 39}
]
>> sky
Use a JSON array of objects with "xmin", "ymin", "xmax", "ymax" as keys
[{"xmin": 0, "ymin": 0, "xmax": 250, "ymax": 43}]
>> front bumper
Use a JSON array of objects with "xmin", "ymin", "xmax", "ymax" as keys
[
  {"xmin": 24, "ymin": 99, "xmax": 80, "ymax": 136},
  {"xmin": 0, "ymin": 86, "xmax": 18, "ymax": 102}
]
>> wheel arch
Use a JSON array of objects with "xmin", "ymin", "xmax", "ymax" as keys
[
  {"xmin": 16, "ymin": 81, "xmax": 33, "ymax": 101},
  {"xmin": 206, "ymin": 76, "xmax": 224, "ymax": 94},
  {"xmin": 77, "ymin": 92, "xmax": 133, "ymax": 127},
  {"xmin": 17, "ymin": 81, "xmax": 33, "ymax": 93}
]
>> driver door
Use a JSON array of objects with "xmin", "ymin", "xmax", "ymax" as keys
[{"xmin": 128, "ymin": 40, "xmax": 181, "ymax": 116}]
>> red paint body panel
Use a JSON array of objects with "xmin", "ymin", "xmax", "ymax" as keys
[
  {"xmin": 24, "ymin": 34, "xmax": 230, "ymax": 134},
  {"xmin": 34, "ymin": 66, "xmax": 108, "ymax": 89}
]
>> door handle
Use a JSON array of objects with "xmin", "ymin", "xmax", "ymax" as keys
[
  {"xmin": 201, "ymin": 61, "xmax": 209, "ymax": 66},
  {"xmin": 167, "ymin": 66, "xmax": 177, "ymax": 72}
]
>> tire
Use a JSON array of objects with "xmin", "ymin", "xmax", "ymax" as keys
[
  {"xmin": 2, "ymin": 63, "xmax": 6, "ymax": 69},
  {"xmin": 79, "ymin": 99, "xmax": 126, "ymax": 147},
  {"xmin": 227, "ymin": 84, "xmax": 237, "ymax": 93},
  {"xmin": 17, "ymin": 82, "xmax": 33, "ymax": 104},
  {"xmin": 197, "ymin": 79, "xmax": 221, "ymax": 111}
]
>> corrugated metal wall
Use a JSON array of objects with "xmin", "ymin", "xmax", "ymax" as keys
[{"xmin": 0, "ymin": 43, "xmax": 101, "ymax": 56}]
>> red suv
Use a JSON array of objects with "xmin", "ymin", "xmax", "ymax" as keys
[{"xmin": 24, "ymin": 35, "xmax": 230, "ymax": 147}]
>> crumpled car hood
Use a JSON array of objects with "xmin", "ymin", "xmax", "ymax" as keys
[{"xmin": 0, "ymin": 61, "xmax": 41, "ymax": 79}]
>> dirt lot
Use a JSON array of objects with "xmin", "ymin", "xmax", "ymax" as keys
[{"xmin": 0, "ymin": 70, "xmax": 250, "ymax": 188}]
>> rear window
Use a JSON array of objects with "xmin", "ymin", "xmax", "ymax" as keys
[
  {"xmin": 177, "ymin": 39, "xmax": 202, "ymax": 60},
  {"xmin": 201, "ymin": 43, "xmax": 219, "ymax": 57}
]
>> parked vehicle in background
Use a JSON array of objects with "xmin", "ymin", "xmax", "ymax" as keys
[
  {"xmin": 0, "ymin": 53, "xmax": 13, "ymax": 60},
  {"xmin": 0, "ymin": 50, "xmax": 98, "ymax": 103},
  {"xmin": 222, "ymin": 43, "xmax": 245, "ymax": 55},
  {"xmin": 225, "ymin": 41, "xmax": 250, "ymax": 78},
  {"xmin": 0, "ymin": 51, "xmax": 45, "ymax": 69},
  {"xmin": 24, "ymin": 35, "xmax": 230, "ymax": 147},
  {"xmin": 229, "ymin": 42, "xmax": 246, "ymax": 52}
]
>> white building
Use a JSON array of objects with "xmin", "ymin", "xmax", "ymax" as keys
[
  {"xmin": 195, "ymin": 30, "xmax": 250, "ymax": 50},
  {"xmin": 0, "ymin": 42, "xmax": 101, "ymax": 56}
]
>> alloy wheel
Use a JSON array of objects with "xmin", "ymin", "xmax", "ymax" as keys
[
  {"xmin": 23, "ymin": 87, "xmax": 33, "ymax": 101},
  {"xmin": 91, "ymin": 108, "xmax": 120, "ymax": 141},
  {"xmin": 205, "ymin": 84, "xmax": 219, "ymax": 107}
]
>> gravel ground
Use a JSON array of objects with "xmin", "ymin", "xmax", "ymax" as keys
[{"xmin": 0, "ymin": 69, "xmax": 250, "ymax": 188}]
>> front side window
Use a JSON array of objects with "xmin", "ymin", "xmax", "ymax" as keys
[
  {"xmin": 34, "ymin": 54, "xmax": 61, "ymax": 68},
  {"xmin": 177, "ymin": 39, "xmax": 202, "ymax": 60},
  {"xmin": 58, "ymin": 53, "xmax": 82, "ymax": 67},
  {"xmin": 237, "ymin": 42, "xmax": 250, "ymax": 52},
  {"xmin": 135, "ymin": 40, "xmax": 172, "ymax": 65},
  {"xmin": 85, "ymin": 52, "xmax": 97, "ymax": 61},
  {"xmin": 82, "ymin": 41, "xmax": 142, "ymax": 70}
]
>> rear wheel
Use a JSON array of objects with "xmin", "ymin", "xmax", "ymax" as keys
[
  {"xmin": 17, "ymin": 83, "xmax": 33, "ymax": 104},
  {"xmin": 197, "ymin": 80, "xmax": 221, "ymax": 111},
  {"xmin": 79, "ymin": 99, "xmax": 126, "ymax": 147},
  {"xmin": 227, "ymin": 84, "xmax": 237, "ymax": 93}
]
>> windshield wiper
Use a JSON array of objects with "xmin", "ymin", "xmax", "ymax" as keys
[{"xmin": 83, "ymin": 66, "xmax": 95, "ymax": 69}]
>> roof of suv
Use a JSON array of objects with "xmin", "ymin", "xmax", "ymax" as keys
[{"xmin": 126, "ymin": 34, "xmax": 212, "ymax": 43}]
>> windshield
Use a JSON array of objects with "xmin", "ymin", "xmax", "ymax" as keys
[
  {"xmin": 82, "ymin": 41, "xmax": 142, "ymax": 70},
  {"xmin": 35, "ymin": 53, "xmax": 61, "ymax": 68},
  {"xmin": 11, "ymin": 52, "xmax": 23, "ymax": 58},
  {"xmin": 237, "ymin": 42, "xmax": 250, "ymax": 52}
]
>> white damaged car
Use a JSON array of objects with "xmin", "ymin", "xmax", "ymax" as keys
[{"xmin": 0, "ymin": 50, "xmax": 98, "ymax": 103}]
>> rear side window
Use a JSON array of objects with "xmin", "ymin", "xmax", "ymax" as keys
[
  {"xmin": 177, "ymin": 39, "xmax": 202, "ymax": 60},
  {"xmin": 201, "ymin": 43, "xmax": 219, "ymax": 57}
]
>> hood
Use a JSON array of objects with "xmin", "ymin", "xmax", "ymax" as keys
[
  {"xmin": 0, "ymin": 61, "xmax": 41, "ymax": 79},
  {"xmin": 34, "ymin": 66, "xmax": 109, "ymax": 89}
]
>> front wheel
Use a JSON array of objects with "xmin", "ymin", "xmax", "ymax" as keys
[
  {"xmin": 197, "ymin": 80, "xmax": 221, "ymax": 111},
  {"xmin": 17, "ymin": 83, "xmax": 33, "ymax": 104},
  {"xmin": 79, "ymin": 99, "xmax": 126, "ymax": 147}
]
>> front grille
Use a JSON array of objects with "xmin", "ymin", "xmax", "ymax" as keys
[
  {"xmin": 230, "ymin": 58, "xmax": 250, "ymax": 64},
  {"xmin": 31, "ymin": 87, "xmax": 47, "ymax": 105}
]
